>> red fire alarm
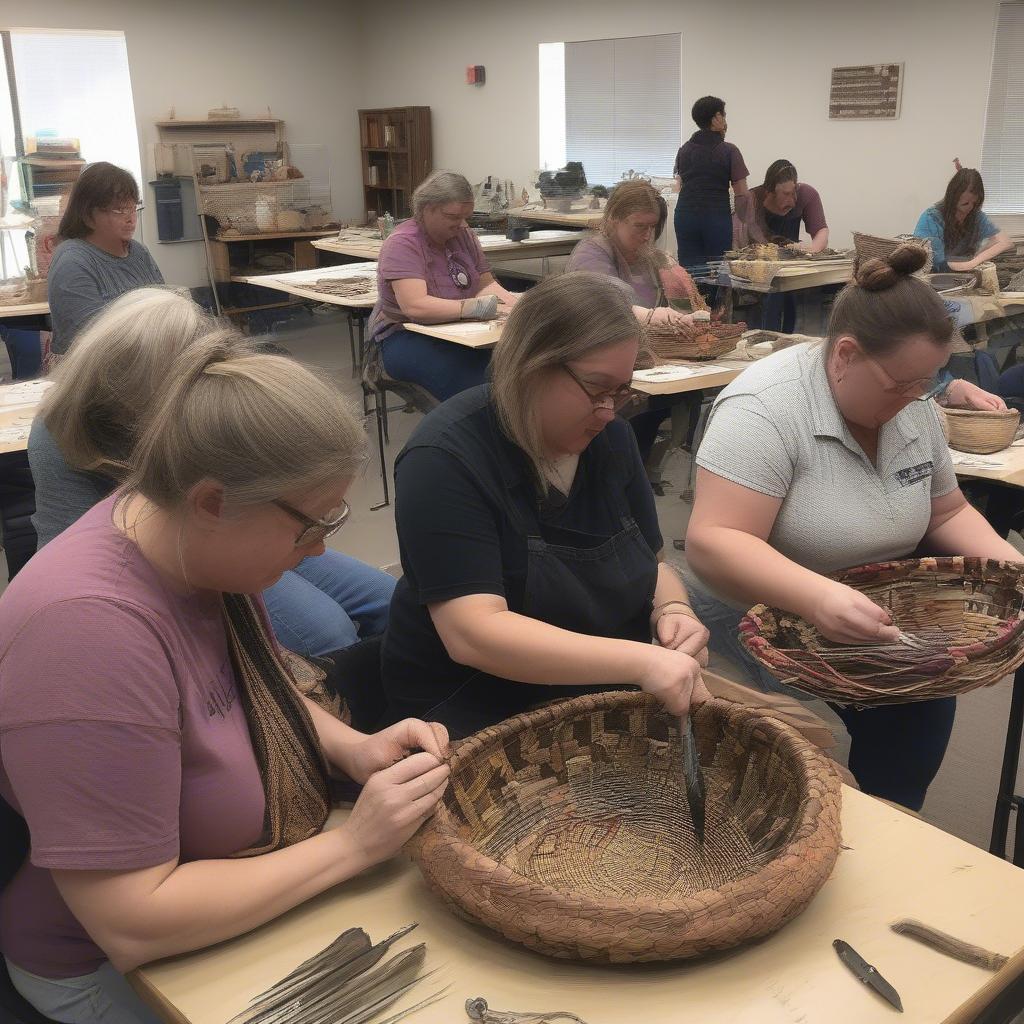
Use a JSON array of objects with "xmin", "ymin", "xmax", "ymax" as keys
[{"xmin": 466, "ymin": 65, "xmax": 485, "ymax": 85}]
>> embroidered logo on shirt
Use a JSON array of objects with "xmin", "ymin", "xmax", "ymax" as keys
[{"xmin": 894, "ymin": 461, "xmax": 934, "ymax": 487}]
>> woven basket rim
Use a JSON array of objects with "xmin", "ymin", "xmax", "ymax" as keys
[
  {"xmin": 414, "ymin": 691, "xmax": 839, "ymax": 918},
  {"xmin": 943, "ymin": 407, "xmax": 1019, "ymax": 421}
]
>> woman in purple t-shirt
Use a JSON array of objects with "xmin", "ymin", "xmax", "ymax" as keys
[
  {"xmin": 367, "ymin": 170, "xmax": 519, "ymax": 402},
  {"xmin": 0, "ymin": 338, "xmax": 449, "ymax": 1023}
]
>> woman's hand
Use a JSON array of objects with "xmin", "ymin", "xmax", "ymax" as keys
[
  {"xmin": 636, "ymin": 645, "xmax": 711, "ymax": 716},
  {"xmin": 460, "ymin": 295, "xmax": 499, "ymax": 320},
  {"xmin": 943, "ymin": 378, "xmax": 1007, "ymax": 411},
  {"xmin": 648, "ymin": 307, "xmax": 694, "ymax": 327},
  {"xmin": 810, "ymin": 582, "xmax": 900, "ymax": 644},
  {"xmin": 341, "ymin": 752, "xmax": 449, "ymax": 865},
  {"xmin": 655, "ymin": 611, "xmax": 710, "ymax": 667},
  {"xmin": 342, "ymin": 719, "xmax": 449, "ymax": 785}
]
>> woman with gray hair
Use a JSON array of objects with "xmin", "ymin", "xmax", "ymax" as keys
[
  {"xmin": 366, "ymin": 170, "xmax": 518, "ymax": 401},
  {"xmin": 381, "ymin": 271, "xmax": 709, "ymax": 738}
]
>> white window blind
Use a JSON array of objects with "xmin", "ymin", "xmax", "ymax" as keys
[
  {"xmin": 981, "ymin": 2, "xmax": 1024, "ymax": 214},
  {"xmin": 562, "ymin": 33, "xmax": 680, "ymax": 188}
]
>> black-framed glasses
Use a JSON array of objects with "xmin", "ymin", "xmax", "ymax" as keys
[
  {"xmin": 862, "ymin": 354, "xmax": 948, "ymax": 402},
  {"xmin": 273, "ymin": 498, "xmax": 351, "ymax": 547},
  {"xmin": 562, "ymin": 364, "xmax": 635, "ymax": 411}
]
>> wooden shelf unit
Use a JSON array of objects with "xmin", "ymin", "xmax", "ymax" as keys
[{"xmin": 358, "ymin": 107, "xmax": 431, "ymax": 219}]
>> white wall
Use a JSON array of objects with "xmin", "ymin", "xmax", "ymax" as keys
[
  {"xmin": 5, "ymin": 0, "xmax": 365, "ymax": 287},
  {"xmin": 354, "ymin": 0, "xmax": 1002, "ymax": 250}
]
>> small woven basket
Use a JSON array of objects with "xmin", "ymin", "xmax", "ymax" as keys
[
  {"xmin": 852, "ymin": 232, "xmax": 933, "ymax": 275},
  {"xmin": 643, "ymin": 320, "xmax": 745, "ymax": 360},
  {"xmin": 942, "ymin": 407, "xmax": 1019, "ymax": 454},
  {"xmin": 726, "ymin": 259, "xmax": 783, "ymax": 285},
  {"xmin": 408, "ymin": 691, "xmax": 842, "ymax": 963},
  {"xmin": 740, "ymin": 557, "xmax": 1024, "ymax": 706}
]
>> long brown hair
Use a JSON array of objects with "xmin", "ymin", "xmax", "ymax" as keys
[
  {"xmin": 936, "ymin": 168, "xmax": 985, "ymax": 257},
  {"xmin": 828, "ymin": 243, "xmax": 954, "ymax": 356},
  {"xmin": 58, "ymin": 161, "xmax": 139, "ymax": 241}
]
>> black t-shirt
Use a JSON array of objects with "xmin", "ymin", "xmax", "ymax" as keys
[
  {"xmin": 674, "ymin": 130, "xmax": 749, "ymax": 215},
  {"xmin": 381, "ymin": 384, "xmax": 663, "ymax": 721}
]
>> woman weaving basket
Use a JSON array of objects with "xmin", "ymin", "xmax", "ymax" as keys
[
  {"xmin": 685, "ymin": 244, "xmax": 1021, "ymax": 811},
  {"xmin": 381, "ymin": 272, "xmax": 710, "ymax": 739}
]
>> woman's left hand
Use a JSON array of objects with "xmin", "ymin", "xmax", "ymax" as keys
[
  {"xmin": 656, "ymin": 612, "xmax": 710, "ymax": 667},
  {"xmin": 343, "ymin": 719, "xmax": 450, "ymax": 785},
  {"xmin": 944, "ymin": 378, "xmax": 1007, "ymax": 411}
]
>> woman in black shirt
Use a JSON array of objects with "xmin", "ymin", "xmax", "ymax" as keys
[{"xmin": 382, "ymin": 272, "xmax": 709, "ymax": 738}]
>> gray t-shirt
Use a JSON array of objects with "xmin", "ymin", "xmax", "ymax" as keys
[
  {"xmin": 47, "ymin": 238, "xmax": 164, "ymax": 354},
  {"xmin": 27, "ymin": 417, "xmax": 115, "ymax": 548},
  {"xmin": 695, "ymin": 342, "xmax": 958, "ymax": 578}
]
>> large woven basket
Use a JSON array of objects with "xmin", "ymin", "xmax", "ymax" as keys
[
  {"xmin": 740, "ymin": 557, "xmax": 1024, "ymax": 705},
  {"xmin": 726, "ymin": 258, "xmax": 783, "ymax": 285},
  {"xmin": 408, "ymin": 691, "xmax": 842, "ymax": 963},
  {"xmin": 942, "ymin": 407, "xmax": 1019, "ymax": 454},
  {"xmin": 643, "ymin": 320, "xmax": 745, "ymax": 360},
  {"xmin": 852, "ymin": 232, "xmax": 932, "ymax": 274}
]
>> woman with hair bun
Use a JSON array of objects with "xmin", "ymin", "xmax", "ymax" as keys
[{"xmin": 685, "ymin": 243, "xmax": 1020, "ymax": 811}]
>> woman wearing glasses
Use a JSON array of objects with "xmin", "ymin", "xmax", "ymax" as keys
[
  {"xmin": 684, "ymin": 244, "xmax": 1021, "ymax": 810},
  {"xmin": 0, "ymin": 333, "xmax": 449, "ymax": 1024},
  {"xmin": 48, "ymin": 162, "xmax": 163, "ymax": 355},
  {"xmin": 366, "ymin": 169, "xmax": 518, "ymax": 402},
  {"xmin": 381, "ymin": 272, "xmax": 710, "ymax": 739},
  {"xmin": 28, "ymin": 289, "xmax": 397, "ymax": 659}
]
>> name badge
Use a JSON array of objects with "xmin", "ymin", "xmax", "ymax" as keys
[{"xmin": 894, "ymin": 461, "xmax": 933, "ymax": 487}]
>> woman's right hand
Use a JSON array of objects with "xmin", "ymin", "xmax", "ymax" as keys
[
  {"xmin": 342, "ymin": 751, "xmax": 449, "ymax": 865},
  {"xmin": 809, "ymin": 582, "xmax": 900, "ymax": 644},
  {"xmin": 636, "ymin": 645, "xmax": 711, "ymax": 717},
  {"xmin": 648, "ymin": 307, "xmax": 693, "ymax": 328},
  {"xmin": 460, "ymin": 295, "xmax": 499, "ymax": 320}
]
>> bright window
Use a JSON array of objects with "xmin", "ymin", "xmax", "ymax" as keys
[
  {"xmin": 539, "ymin": 33, "xmax": 681, "ymax": 188},
  {"xmin": 981, "ymin": 2, "xmax": 1024, "ymax": 214}
]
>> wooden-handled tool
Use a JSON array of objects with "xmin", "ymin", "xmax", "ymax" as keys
[{"xmin": 890, "ymin": 919, "xmax": 1009, "ymax": 971}]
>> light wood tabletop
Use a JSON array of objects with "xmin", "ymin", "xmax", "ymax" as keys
[
  {"xmin": 951, "ymin": 442, "xmax": 1024, "ymax": 490},
  {"xmin": 0, "ymin": 379, "xmax": 52, "ymax": 454},
  {"xmin": 0, "ymin": 300, "xmax": 49, "ymax": 318},
  {"xmin": 232, "ymin": 263, "xmax": 379, "ymax": 309},
  {"xmin": 313, "ymin": 229, "xmax": 585, "ymax": 263},
  {"xmin": 517, "ymin": 205, "xmax": 605, "ymax": 229},
  {"xmin": 716, "ymin": 262, "xmax": 854, "ymax": 294},
  {"xmin": 131, "ymin": 787, "xmax": 1024, "ymax": 1024}
]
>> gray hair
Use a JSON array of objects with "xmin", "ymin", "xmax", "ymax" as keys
[
  {"xmin": 42, "ymin": 287, "xmax": 221, "ymax": 477},
  {"xmin": 490, "ymin": 272, "xmax": 640, "ymax": 480},
  {"xmin": 412, "ymin": 170, "xmax": 473, "ymax": 220}
]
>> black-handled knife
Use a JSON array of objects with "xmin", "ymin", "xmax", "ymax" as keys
[
  {"xmin": 680, "ymin": 714, "xmax": 706, "ymax": 846},
  {"xmin": 834, "ymin": 939, "xmax": 904, "ymax": 1013}
]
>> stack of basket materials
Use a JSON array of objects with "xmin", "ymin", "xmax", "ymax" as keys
[
  {"xmin": 408, "ymin": 690, "xmax": 843, "ymax": 963},
  {"xmin": 644, "ymin": 319, "xmax": 746, "ymax": 360},
  {"xmin": 941, "ymin": 406, "xmax": 1020, "ymax": 454},
  {"xmin": 740, "ymin": 557, "xmax": 1024, "ymax": 706}
]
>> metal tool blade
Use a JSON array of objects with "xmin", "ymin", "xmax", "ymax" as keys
[
  {"xmin": 680, "ymin": 714, "xmax": 706, "ymax": 846},
  {"xmin": 834, "ymin": 939, "xmax": 904, "ymax": 1013}
]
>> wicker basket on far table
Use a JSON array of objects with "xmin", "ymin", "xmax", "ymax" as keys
[
  {"xmin": 940, "ymin": 407, "xmax": 1020, "ymax": 454},
  {"xmin": 740, "ymin": 557, "xmax": 1024, "ymax": 706},
  {"xmin": 408, "ymin": 690, "xmax": 842, "ymax": 963},
  {"xmin": 852, "ymin": 232, "xmax": 933, "ymax": 274}
]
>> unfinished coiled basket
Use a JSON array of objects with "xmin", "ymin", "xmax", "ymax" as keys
[
  {"xmin": 642, "ymin": 320, "xmax": 746, "ymax": 360},
  {"xmin": 740, "ymin": 557, "xmax": 1024, "ymax": 705},
  {"xmin": 407, "ymin": 691, "xmax": 842, "ymax": 963},
  {"xmin": 941, "ymin": 407, "xmax": 1020, "ymax": 454}
]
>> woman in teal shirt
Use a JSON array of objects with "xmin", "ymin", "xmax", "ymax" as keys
[{"xmin": 913, "ymin": 168, "xmax": 1011, "ymax": 272}]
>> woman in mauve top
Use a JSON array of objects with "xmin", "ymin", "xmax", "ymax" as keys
[
  {"xmin": 366, "ymin": 170, "xmax": 519, "ymax": 402},
  {"xmin": 0, "ymin": 337, "xmax": 448, "ymax": 1024}
]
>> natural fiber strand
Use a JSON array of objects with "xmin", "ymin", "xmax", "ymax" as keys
[{"xmin": 890, "ymin": 919, "xmax": 1009, "ymax": 971}]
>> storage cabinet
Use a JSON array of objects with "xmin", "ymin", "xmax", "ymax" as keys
[{"xmin": 358, "ymin": 107, "xmax": 431, "ymax": 219}]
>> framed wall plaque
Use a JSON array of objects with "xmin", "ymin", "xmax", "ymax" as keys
[{"xmin": 828, "ymin": 63, "xmax": 903, "ymax": 120}]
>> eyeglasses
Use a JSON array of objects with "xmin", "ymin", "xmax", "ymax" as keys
[
  {"xmin": 107, "ymin": 203, "xmax": 144, "ymax": 219},
  {"xmin": 562, "ymin": 364, "xmax": 635, "ymax": 411},
  {"xmin": 273, "ymin": 498, "xmax": 351, "ymax": 547},
  {"xmin": 622, "ymin": 219, "xmax": 656, "ymax": 236},
  {"xmin": 862, "ymin": 354, "xmax": 948, "ymax": 402}
]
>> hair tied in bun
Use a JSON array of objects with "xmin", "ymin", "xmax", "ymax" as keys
[{"xmin": 855, "ymin": 242, "xmax": 929, "ymax": 292}]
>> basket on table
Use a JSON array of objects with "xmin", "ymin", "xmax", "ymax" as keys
[
  {"xmin": 408, "ymin": 690, "xmax": 842, "ymax": 963},
  {"xmin": 740, "ymin": 557, "xmax": 1024, "ymax": 706},
  {"xmin": 643, "ymin": 320, "xmax": 746, "ymax": 360},
  {"xmin": 941, "ymin": 407, "xmax": 1019, "ymax": 454},
  {"xmin": 726, "ymin": 258, "xmax": 783, "ymax": 285},
  {"xmin": 852, "ymin": 232, "xmax": 932, "ymax": 275},
  {"xmin": 736, "ymin": 329, "xmax": 819, "ymax": 361},
  {"xmin": 974, "ymin": 260, "xmax": 1000, "ymax": 296}
]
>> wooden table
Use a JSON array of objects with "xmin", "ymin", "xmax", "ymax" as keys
[
  {"xmin": 517, "ymin": 205, "xmax": 605, "ymax": 230},
  {"xmin": 710, "ymin": 262, "xmax": 854, "ymax": 295},
  {"xmin": 0, "ymin": 379, "xmax": 51, "ymax": 454},
  {"xmin": 313, "ymin": 229, "xmax": 584, "ymax": 264},
  {"xmin": 233, "ymin": 262, "xmax": 379, "ymax": 309},
  {"xmin": 0, "ymin": 300, "xmax": 49, "ymax": 319},
  {"xmin": 132, "ymin": 789, "xmax": 1024, "ymax": 1024}
]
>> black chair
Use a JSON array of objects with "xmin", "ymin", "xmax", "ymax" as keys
[{"xmin": 0, "ymin": 796, "xmax": 60, "ymax": 1024}]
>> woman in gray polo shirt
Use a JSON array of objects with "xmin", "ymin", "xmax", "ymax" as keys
[{"xmin": 686, "ymin": 244, "xmax": 1021, "ymax": 810}]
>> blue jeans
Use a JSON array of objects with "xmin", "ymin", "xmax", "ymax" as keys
[
  {"xmin": 262, "ymin": 551, "xmax": 396, "ymax": 657},
  {"xmin": 683, "ymin": 572, "xmax": 957, "ymax": 811},
  {"xmin": 380, "ymin": 327, "xmax": 491, "ymax": 402},
  {"xmin": 762, "ymin": 293, "xmax": 797, "ymax": 334},
  {"xmin": 6, "ymin": 957, "xmax": 161, "ymax": 1024},
  {"xmin": 674, "ymin": 206, "xmax": 733, "ymax": 274}
]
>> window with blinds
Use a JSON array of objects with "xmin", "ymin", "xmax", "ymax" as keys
[
  {"xmin": 539, "ymin": 33, "xmax": 681, "ymax": 188},
  {"xmin": 981, "ymin": 2, "xmax": 1024, "ymax": 214}
]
